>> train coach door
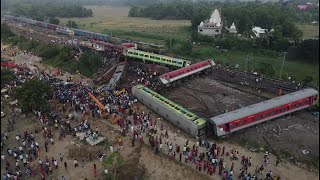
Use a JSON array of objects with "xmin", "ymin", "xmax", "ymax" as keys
[
  {"xmin": 198, "ymin": 127, "xmax": 206, "ymax": 137},
  {"xmin": 225, "ymin": 123, "xmax": 230, "ymax": 132}
]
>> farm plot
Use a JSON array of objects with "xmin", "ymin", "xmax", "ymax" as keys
[{"xmin": 59, "ymin": 6, "xmax": 190, "ymax": 43}]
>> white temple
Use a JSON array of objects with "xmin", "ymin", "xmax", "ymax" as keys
[
  {"xmin": 198, "ymin": 9, "xmax": 223, "ymax": 36},
  {"xmin": 229, "ymin": 22, "xmax": 237, "ymax": 34}
]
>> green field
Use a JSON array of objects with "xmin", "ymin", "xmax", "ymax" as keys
[
  {"xmin": 59, "ymin": 6, "xmax": 190, "ymax": 43},
  {"xmin": 296, "ymin": 23, "xmax": 319, "ymax": 39},
  {"xmin": 59, "ymin": 6, "xmax": 319, "ymax": 84},
  {"xmin": 187, "ymin": 46, "xmax": 319, "ymax": 83}
]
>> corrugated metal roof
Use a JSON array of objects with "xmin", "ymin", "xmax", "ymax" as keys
[{"xmin": 210, "ymin": 88, "xmax": 318, "ymax": 126}]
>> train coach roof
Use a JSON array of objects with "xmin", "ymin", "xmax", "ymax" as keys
[
  {"xmin": 127, "ymin": 49, "xmax": 191, "ymax": 62},
  {"xmin": 210, "ymin": 88, "xmax": 318, "ymax": 126},
  {"xmin": 160, "ymin": 59, "xmax": 212, "ymax": 78},
  {"xmin": 133, "ymin": 85, "xmax": 207, "ymax": 126}
]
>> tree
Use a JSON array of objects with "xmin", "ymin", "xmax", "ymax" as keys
[
  {"xmin": 258, "ymin": 62, "xmax": 275, "ymax": 77},
  {"xmin": 1, "ymin": 68, "xmax": 15, "ymax": 86},
  {"xmin": 303, "ymin": 75, "xmax": 313, "ymax": 85},
  {"xmin": 14, "ymin": 80, "xmax": 52, "ymax": 113},
  {"xmin": 49, "ymin": 17, "xmax": 60, "ymax": 25},
  {"xmin": 1, "ymin": 23, "xmax": 15, "ymax": 41},
  {"xmin": 66, "ymin": 20, "xmax": 78, "ymax": 28}
]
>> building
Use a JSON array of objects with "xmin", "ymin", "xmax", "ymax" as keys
[
  {"xmin": 228, "ymin": 22, "xmax": 237, "ymax": 34},
  {"xmin": 198, "ymin": 9, "xmax": 223, "ymax": 36},
  {"xmin": 251, "ymin": 26, "xmax": 274, "ymax": 38}
]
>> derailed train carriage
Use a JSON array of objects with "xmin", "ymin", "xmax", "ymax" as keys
[
  {"xmin": 133, "ymin": 85, "xmax": 318, "ymax": 138},
  {"xmin": 132, "ymin": 85, "xmax": 206, "ymax": 137},
  {"xmin": 209, "ymin": 88, "xmax": 319, "ymax": 137}
]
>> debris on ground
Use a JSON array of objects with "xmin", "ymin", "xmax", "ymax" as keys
[{"xmin": 302, "ymin": 150, "xmax": 310, "ymax": 155}]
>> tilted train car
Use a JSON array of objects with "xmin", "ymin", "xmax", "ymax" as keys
[
  {"xmin": 159, "ymin": 59, "xmax": 215, "ymax": 85},
  {"xmin": 123, "ymin": 49, "xmax": 192, "ymax": 68},
  {"xmin": 132, "ymin": 85, "xmax": 206, "ymax": 137},
  {"xmin": 210, "ymin": 88, "xmax": 319, "ymax": 137},
  {"xmin": 56, "ymin": 27, "xmax": 74, "ymax": 36},
  {"xmin": 72, "ymin": 29, "xmax": 109, "ymax": 41},
  {"xmin": 47, "ymin": 24, "xmax": 60, "ymax": 30}
]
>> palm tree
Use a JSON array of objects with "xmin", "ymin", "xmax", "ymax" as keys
[{"xmin": 261, "ymin": 29, "xmax": 274, "ymax": 49}]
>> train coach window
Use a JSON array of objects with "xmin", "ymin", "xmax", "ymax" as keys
[
  {"xmin": 134, "ymin": 53, "xmax": 138, "ymax": 55},
  {"xmin": 232, "ymin": 123, "xmax": 237, "ymax": 128}
]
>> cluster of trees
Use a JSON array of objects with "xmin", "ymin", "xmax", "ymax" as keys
[
  {"xmin": 129, "ymin": 2, "xmax": 308, "ymax": 36},
  {"xmin": 2, "ymin": 23, "xmax": 104, "ymax": 77},
  {"xmin": 1, "ymin": 0, "xmax": 112, "ymax": 10},
  {"xmin": 10, "ymin": 3, "xmax": 93, "ymax": 20},
  {"xmin": 128, "ymin": 1, "xmax": 320, "ymax": 64},
  {"xmin": 1, "ymin": 68, "xmax": 15, "ymax": 87},
  {"xmin": 66, "ymin": 20, "xmax": 79, "ymax": 28},
  {"xmin": 14, "ymin": 80, "xmax": 53, "ymax": 113}
]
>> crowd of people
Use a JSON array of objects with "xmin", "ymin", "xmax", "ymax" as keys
[
  {"xmin": 1, "ymin": 47, "xmax": 285, "ymax": 180},
  {"xmin": 127, "ymin": 63, "xmax": 162, "ymax": 91}
]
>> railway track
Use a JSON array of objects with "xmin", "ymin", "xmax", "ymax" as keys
[
  {"xmin": 210, "ymin": 67, "xmax": 308, "ymax": 94},
  {"xmin": 179, "ymin": 87, "xmax": 209, "ymax": 112},
  {"xmin": 181, "ymin": 85, "xmax": 226, "ymax": 114}
]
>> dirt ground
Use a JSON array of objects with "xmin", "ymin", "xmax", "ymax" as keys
[
  {"xmin": 161, "ymin": 74, "xmax": 319, "ymax": 171},
  {"xmin": 162, "ymin": 76, "xmax": 264, "ymax": 119}
]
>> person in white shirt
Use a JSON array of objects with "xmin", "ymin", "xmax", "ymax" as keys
[
  {"xmin": 74, "ymin": 159, "xmax": 78, "ymax": 167},
  {"xmin": 54, "ymin": 160, "xmax": 58, "ymax": 168},
  {"xmin": 110, "ymin": 145, "xmax": 113, "ymax": 153},
  {"xmin": 1, "ymin": 154, "xmax": 5, "ymax": 161}
]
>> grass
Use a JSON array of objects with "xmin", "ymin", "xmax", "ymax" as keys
[
  {"xmin": 296, "ymin": 23, "xmax": 319, "ymax": 39},
  {"xmin": 59, "ymin": 6, "xmax": 190, "ymax": 43},
  {"xmin": 190, "ymin": 46, "xmax": 319, "ymax": 83}
]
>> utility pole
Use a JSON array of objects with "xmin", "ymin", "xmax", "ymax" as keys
[
  {"xmin": 245, "ymin": 54, "xmax": 249, "ymax": 73},
  {"xmin": 279, "ymin": 52, "xmax": 287, "ymax": 79},
  {"xmin": 169, "ymin": 37, "xmax": 172, "ymax": 55},
  {"xmin": 244, "ymin": 54, "xmax": 249, "ymax": 83}
]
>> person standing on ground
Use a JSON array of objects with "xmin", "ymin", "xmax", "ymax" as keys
[
  {"xmin": 93, "ymin": 164, "xmax": 97, "ymax": 177},
  {"xmin": 74, "ymin": 159, "xmax": 78, "ymax": 168},
  {"xmin": 276, "ymin": 158, "xmax": 280, "ymax": 166},
  {"xmin": 60, "ymin": 153, "xmax": 63, "ymax": 162},
  {"xmin": 110, "ymin": 145, "xmax": 113, "ymax": 153},
  {"xmin": 64, "ymin": 162, "xmax": 67, "ymax": 169},
  {"xmin": 54, "ymin": 159, "xmax": 58, "ymax": 169}
]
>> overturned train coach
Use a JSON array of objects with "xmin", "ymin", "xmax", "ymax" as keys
[
  {"xmin": 210, "ymin": 88, "xmax": 319, "ymax": 137},
  {"xmin": 133, "ymin": 85, "xmax": 318, "ymax": 138},
  {"xmin": 132, "ymin": 85, "xmax": 206, "ymax": 137}
]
